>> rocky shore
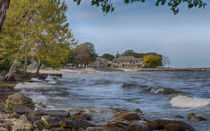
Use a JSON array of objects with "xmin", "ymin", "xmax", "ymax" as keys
[{"xmin": 0, "ymin": 86, "xmax": 198, "ymax": 131}]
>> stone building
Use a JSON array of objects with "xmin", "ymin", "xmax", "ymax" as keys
[
  {"xmin": 112, "ymin": 56, "xmax": 143, "ymax": 68},
  {"xmin": 88, "ymin": 57, "xmax": 108, "ymax": 68}
]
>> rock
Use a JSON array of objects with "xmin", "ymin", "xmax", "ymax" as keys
[
  {"xmin": 59, "ymin": 118, "xmax": 96, "ymax": 129},
  {"xmin": 0, "ymin": 113, "xmax": 9, "ymax": 119},
  {"xmin": 26, "ymin": 112, "xmax": 40, "ymax": 123},
  {"xmin": 107, "ymin": 121, "xmax": 128, "ymax": 128},
  {"xmin": 187, "ymin": 112, "xmax": 207, "ymax": 121},
  {"xmin": 71, "ymin": 112, "xmax": 92, "ymax": 121},
  {"xmin": 86, "ymin": 127, "xmax": 126, "ymax": 131},
  {"xmin": 9, "ymin": 112, "xmax": 19, "ymax": 119},
  {"xmin": 113, "ymin": 111, "xmax": 141, "ymax": 121},
  {"xmin": 122, "ymin": 83, "xmax": 138, "ymax": 88},
  {"xmin": 74, "ymin": 120, "xmax": 96, "ymax": 129},
  {"xmin": 148, "ymin": 119, "xmax": 195, "ymax": 131},
  {"xmin": 34, "ymin": 120, "xmax": 46, "ymax": 130},
  {"xmin": 0, "ymin": 127, "xmax": 8, "ymax": 131},
  {"xmin": 4, "ymin": 93, "xmax": 35, "ymax": 111},
  {"xmin": 174, "ymin": 115, "xmax": 184, "ymax": 119},
  {"xmin": 58, "ymin": 118, "xmax": 79, "ymax": 128},
  {"xmin": 135, "ymin": 108, "xmax": 143, "ymax": 114},
  {"xmin": 35, "ymin": 110, "xmax": 69, "ymax": 117},
  {"xmin": 110, "ymin": 107, "xmax": 126, "ymax": 112},
  {"xmin": 89, "ymin": 109, "xmax": 96, "ymax": 113},
  {"xmin": 127, "ymin": 121, "xmax": 150, "ymax": 131},
  {"xmin": 165, "ymin": 123, "xmax": 194, "ymax": 131},
  {"xmin": 12, "ymin": 104, "xmax": 33, "ymax": 114},
  {"xmin": 0, "ymin": 122, "xmax": 10, "ymax": 131},
  {"xmin": 12, "ymin": 114, "xmax": 33, "ymax": 131},
  {"xmin": 37, "ymin": 102, "xmax": 46, "ymax": 108},
  {"xmin": 41, "ymin": 115, "xmax": 62, "ymax": 128}
]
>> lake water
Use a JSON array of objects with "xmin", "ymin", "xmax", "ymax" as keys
[{"xmin": 15, "ymin": 71, "xmax": 210, "ymax": 130}]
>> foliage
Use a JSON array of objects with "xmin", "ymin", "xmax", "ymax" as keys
[
  {"xmin": 81, "ymin": 42, "xmax": 97, "ymax": 61},
  {"xmin": 121, "ymin": 50, "xmax": 161, "ymax": 58},
  {"xmin": 143, "ymin": 54, "xmax": 162, "ymax": 68},
  {"xmin": 73, "ymin": 0, "xmax": 207, "ymax": 14},
  {"xmin": 102, "ymin": 53, "xmax": 115, "ymax": 61},
  {"xmin": 75, "ymin": 45, "xmax": 92, "ymax": 66},
  {"xmin": 0, "ymin": 0, "xmax": 75, "ymax": 71}
]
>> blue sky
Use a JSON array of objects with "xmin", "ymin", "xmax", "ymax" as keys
[{"xmin": 65, "ymin": 0, "xmax": 210, "ymax": 67}]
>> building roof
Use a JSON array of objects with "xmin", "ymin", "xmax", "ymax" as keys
[
  {"xmin": 113, "ymin": 56, "xmax": 142, "ymax": 61},
  {"xmin": 96, "ymin": 57, "xmax": 107, "ymax": 64}
]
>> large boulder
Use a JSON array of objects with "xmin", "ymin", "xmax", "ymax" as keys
[
  {"xmin": 71, "ymin": 112, "xmax": 92, "ymax": 121},
  {"xmin": 4, "ymin": 93, "xmax": 35, "ymax": 111},
  {"xmin": 59, "ymin": 118, "xmax": 96, "ymax": 129},
  {"xmin": 35, "ymin": 110, "xmax": 69, "ymax": 118},
  {"xmin": 127, "ymin": 121, "xmax": 150, "ymax": 131},
  {"xmin": 107, "ymin": 121, "xmax": 128, "ymax": 128},
  {"xmin": 12, "ymin": 114, "xmax": 33, "ymax": 131},
  {"xmin": 113, "ymin": 111, "xmax": 141, "ymax": 121},
  {"xmin": 41, "ymin": 115, "xmax": 62, "ymax": 128},
  {"xmin": 12, "ymin": 104, "xmax": 33, "ymax": 114},
  {"xmin": 147, "ymin": 119, "xmax": 195, "ymax": 131}
]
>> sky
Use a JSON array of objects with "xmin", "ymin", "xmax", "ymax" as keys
[{"xmin": 65, "ymin": 0, "xmax": 210, "ymax": 68}]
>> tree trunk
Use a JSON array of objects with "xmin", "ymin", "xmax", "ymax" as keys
[
  {"xmin": 36, "ymin": 60, "xmax": 42, "ymax": 76},
  {"xmin": 4, "ymin": 43, "xmax": 28, "ymax": 81},
  {"xmin": 0, "ymin": 0, "xmax": 10, "ymax": 32},
  {"xmin": 4, "ymin": 56, "xmax": 19, "ymax": 81},
  {"xmin": 24, "ymin": 57, "xmax": 28, "ymax": 76}
]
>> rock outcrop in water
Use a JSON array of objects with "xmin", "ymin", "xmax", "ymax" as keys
[
  {"xmin": 0, "ymin": 92, "xmax": 196, "ymax": 131},
  {"xmin": 187, "ymin": 112, "xmax": 207, "ymax": 121}
]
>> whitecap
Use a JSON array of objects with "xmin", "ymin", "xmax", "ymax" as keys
[
  {"xmin": 15, "ymin": 82, "xmax": 53, "ymax": 89},
  {"xmin": 170, "ymin": 95, "xmax": 210, "ymax": 108},
  {"xmin": 150, "ymin": 88, "xmax": 164, "ymax": 94},
  {"xmin": 45, "ymin": 75, "xmax": 56, "ymax": 84}
]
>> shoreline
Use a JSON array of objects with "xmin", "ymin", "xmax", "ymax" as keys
[
  {"xmin": 0, "ymin": 89, "xmax": 197, "ymax": 131},
  {"xmin": 27, "ymin": 67, "xmax": 210, "ymax": 74}
]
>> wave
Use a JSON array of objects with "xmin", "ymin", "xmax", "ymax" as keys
[
  {"xmin": 15, "ymin": 82, "xmax": 53, "ymax": 89},
  {"xmin": 45, "ymin": 75, "xmax": 56, "ymax": 84},
  {"xmin": 170, "ymin": 95, "xmax": 210, "ymax": 108}
]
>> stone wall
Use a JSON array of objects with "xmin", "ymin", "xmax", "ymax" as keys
[{"xmin": 0, "ymin": 0, "xmax": 10, "ymax": 32}]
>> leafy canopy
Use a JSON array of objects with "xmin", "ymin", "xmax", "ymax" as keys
[
  {"xmin": 143, "ymin": 54, "xmax": 162, "ymax": 68},
  {"xmin": 73, "ymin": 0, "xmax": 207, "ymax": 14}
]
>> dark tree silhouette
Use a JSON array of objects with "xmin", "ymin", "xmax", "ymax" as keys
[{"xmin": 73, "ymin": 0, "xmax": 207, "ymax": 14}]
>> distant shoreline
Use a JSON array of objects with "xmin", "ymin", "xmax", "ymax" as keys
[{"xmin": 27, "ymin": 67, "xmax": 210, "ymax": 74}]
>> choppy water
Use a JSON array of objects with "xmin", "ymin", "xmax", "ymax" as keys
[{"xmin": 15, "ymin": 71, "xmax": 210, "ymax": 130}]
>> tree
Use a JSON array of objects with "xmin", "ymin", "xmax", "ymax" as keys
[
  {"xmin": 73, "ymin": 0, "xmax": 207, "ymax": 14},
  {"xmin": 102, "ymin": 53, "xmax": 115, "ymax": 61},
  {"xmin": 31, "ymin": 0, "xmax": 74, "ymax": 76},
  {"xmin": 143, "ymin": 54, "xmax": 162, "ymax": 68},
  {"xmin": 0, "ymin": 0, "xmax": 39, "ymax": 80},
  {"xmin": 75, "ymin": 45, "xmax": 92, "ymax": 67},
  {"xmin": 121, "ymin": 50, "xmax": 138, "ymax": 57},
  {"xmin": 67, "ymin": 49, "xmax": 77, "ymax": 64},
  {"xmin": 0, "ymin": 0, "xmax": 10, "ymax": 32},
  {"xmin": 0, "ymin": 0, "xmax": 75, "ymax": 80},
  {"xmin": 116, "ymin": 52, "xmax": 120, "ymax": 58},
  {"xmin": 81, "ymin": 42, "xmax": 97, "ymax": 61}
]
